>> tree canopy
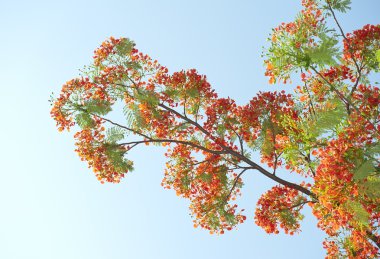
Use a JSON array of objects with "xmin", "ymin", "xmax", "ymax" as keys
[{"xmin": 51, "ymin": 0, "xmax": 380, "ymax": 257}]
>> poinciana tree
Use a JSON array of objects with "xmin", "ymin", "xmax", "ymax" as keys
[{"xmin": 51, "ymin": 0, "xmax": 380, "ymax": 257}]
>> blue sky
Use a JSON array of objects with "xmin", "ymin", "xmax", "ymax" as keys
[{"xmin": 0, "ymin": 1, "xmax": 378, "ymax": 258}]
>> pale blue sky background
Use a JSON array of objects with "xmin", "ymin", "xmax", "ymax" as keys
[{"xmin": 0, "ymin": 1, "xmax": 378, "ymax": 258}]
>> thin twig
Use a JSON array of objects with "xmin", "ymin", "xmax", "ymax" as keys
[
  {"xmin": 278, "ymin": 200, "xmax": 314, "ymax": 212},
  {"xmin": 326, "ymin": 0, "xmax": 362, "ymax": 98},
  {"xmin": 224, "ymin": 169, "xmax": 248, "ymax": 203},
  {"xmin": 119, "ymin": 139, "xmax": 228, "ymax": 155}
]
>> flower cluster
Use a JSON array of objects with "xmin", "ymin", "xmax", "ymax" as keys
[
  {"xmin": 344, "ymin": 24, "xmax": 380, "ymax": 68},
  {"xmin": 255, "ymin": 185, "xmax": 306, "ymax": 235},
  {"xmin": 265, "ymin": 0, "xmax": 325, "ymax": 83}
]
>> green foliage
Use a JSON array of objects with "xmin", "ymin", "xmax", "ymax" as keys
[
  {"xmin": 218, "ymin": 166, "xmax": 229, "ymax": 185},
  {"xmin": 104, "ymin": 143, "xmax": 134, "ymax": 172},
  {"xmin": 353, "ymin": 143, "xmax": 380, "ymax": 198},
  {"xmin": 126, "ymin": 61, "xmax": 142, "ymax": 71},
  {"xmin": 83, "ymin": 99, "xmax": 112, "ymax": 115},
  {"xmin": 347, "ymin": 201, "xmax": 370, "ymax": 228},
  {"xmin": 190, "ymin": 134, "xmax": 205, "ymax": 147},
  {"xmin": 216, "ymin": 124, "xmax": 226, "ymax": 138},
  {"xmin": 164, "ymin": 88, "xmax": 180, "ymax": 100},
  {"xmin": 129, "ymin": 103, "xmax": 147, "ymax": 128},
  {"xmin": 304, "ymin": 33, "xmax": 339, "ymax": 68},
  {"xmin": 115, "ymin": 38, "xmax": 135, "ymax": 55},
  {"xmin": 223, "ymin": 211, "xmax": 237, "ymax": 225},
  {"xmin": 74, "ymin": 100, "xmax": 113, "ymax": 129},
  {"xmin": 324, "ymin": 0, "xmax": 351, "ymax": 13},
  {"xmin": 353, "ymin": 143, "xmax": 379, "ymax": 180},
  {"xmin": 108, "ymin": 84, "xmax": 126, "ymax": 99},
  {"xmin": 362, "ymin": 46, "xmax": 380, "ymax": 71},
  {"xmin": 75, "ymin": 113, "xmax": 96, "ymax": 129},
  {"xmin": 106, "ymin": 127, "xmax": 125, "ymax": 143},
  {"xmin": 200, "ymin": 172, "xmax": 212, "ymax": 183},
  {"xmin": 362, "ymin": 176, "xmax": 380, "ymax": 199},
  {"xmin": 187, "ymin": 87, "xmax": 199, "ymax": 98},
  {"xmin": 257, "ymin": 117, "xmax": 277, "ymax": 156},
  {"xmin": 279, "ymin": 100, "xmax": 346, "ymax": 173},
  {"xmin": 367, "ymin": 143, "xmax": 380, "ymax": 158},
  {"xmin": 181, "ymin": 174, "xmax": 191, "ymax": 189},
  {"xmin": 135, "ymin": 89, "xmax": 159, "ymax": 107},
  {"xmin": 353, "ymin": 159, "xmax": 376, "ymax": 180},
  {"xmin": 123, "ymin": 106, "xmax": 137, "ymax": 128},
  {"xmin": 309, "ymin": 101, "xmax": 346, "ymax": 137},
  {"xmin": 279, "ymin": 210, "xmax": 298, "ymax": 226}
]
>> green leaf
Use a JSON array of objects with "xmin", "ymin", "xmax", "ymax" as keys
[
  {"xmin": 129, "ymin": 103, "xmax": 147, "ymax": 128},
  {"xmin": 104, "ymin": 143, "xmax": 134, "ymax": 172},
  {"xmin": 367, "ymin": 143, "xmax": 380, "ymax": 156},
  {"xmin": 106, "ymin": 127, "xmax": 125, "ymax": 143},
  {"xmin": 181, "ymin": 174, "xmax": 191, "ymax": 189},
  {"xmin": 218, "ymin": 167, "xmax": 228, "ymax": 185},
  {"xmin": 309, "ymin": 99, "xmax": 346, "ymax": 137},
  {"xmin": 115, "ymin": 38, "xmax": 135, "ymax": 55},
  {"xmin": 187, "ymin": 88, "xmax": 199, "ymax": 98},
  {"xmin": 84, "ymin": 99, "xmax": 112, "ymax": 115},
  {"xmin": 362, "ymin": 176, "xmax": 380, "ymax": 198},
  {"xmin": 347, "ymin": 201, "xmax": 369, "ymax": 227},
  {"xmin": 136, "ymin": 89, "xmax": 159, "ymax": 107},
  {"xmin": 279, "ymin": 210, "xmax": 297, "ymax": 226},
  {"xmin": 224, "ymin": 212, "xmax": 236, "ymax": 225},
  {"xmin": 164, "ymin": 88, "xmax": 180, "ymax": 98},
  {"xmin": 304, "ymin": 33, "xmax": 339, "ymax": 67},
  {"xmin": 353, "ymin": 159, "xmax": 375, "ymax": 180},
  {"xmin": 259, "ymin": 117, "xmax": 279, "ymax": 156},
  {"xmin": 126, "ymin": 61, "xmax": 142, "ymax": 71},
  {"xmin": 123, "ymin": 106, "xmax": 136, "ymax": 128},
  {"xmin": 75, "ymin": 113, "xmax": 96, "ymax": 129},
  {"xmin": 216, "ymin": 124, "xmax": 226, "ymax": 138},
  {"xmin": 326, "ymin": 0, "xmax": 351, "ymax": 13},
  {"xmin": 200, "ymin": 173, "xmax": 212, "ymax": 183}
]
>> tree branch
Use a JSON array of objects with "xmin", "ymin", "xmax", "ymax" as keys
[
  {"xmin": 160, "ymin": 102, "xmax": 316, "ymax": 199},
  {"xmin": 111, "ymin": 79, "xmax": 316, "ymax": 199},
  {"xmin": 119, "ymin": 138, "xmax": 228, "ymax": 155},
  {"xmin": 278, "ymin": 200, "xmax": 314, "ymax": 212},
  {"xmin": 366, "ymin": 230, "xmax": 380, "ymax": 250},
  {"xmin": 326, "ymin": 1, "xmax": 361, "ymax": 74},
  {"xmin": 224, "ymin": 169, "xmax": 247, "ymax": 203},
  {"xmin": 310, "ymin": 66, "xmax": 378, "ymax": 135}
]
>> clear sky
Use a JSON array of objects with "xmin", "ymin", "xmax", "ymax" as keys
[{"xmin": 0, "ymin": 1, "xmax": 379, "ymax": 258}]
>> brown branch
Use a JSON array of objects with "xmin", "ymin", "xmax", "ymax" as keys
[
  {"xmin": 160, "ymin": 102, "xmax": 316, "ymax": 199},
  {"xmin": 111, "ymin": 80, "xmax": 316, "ymax": 199},
  {"xmin": 326, "ymin": 0, "xmax": 363, "ymax": 101},
  {"xmin": 303, "ymin": 80, "xmax": 317, "ymax": 117},
  {"xmin": 301, "ymin": 151, "xmax": 316, "ymax": 177},
  {"xmin": 224, "ymin": 169, "xmax": 247, "ymax": 203},
  {"xmin": 310, "ymin": 66, "xmax": 378, "ymax": 135},
  {"xmin": 159, "ymin": 103, "xmax": 211, "ymax": 137},
  {"xmin": 326, "ymin": 1, "xmax": 361, "ymax": 74},
  {"xmin": 98, "ymin": 115, "xmax": 152, "ymax": 140},
  {"xmin": 278, "ymin": 200, "xmax": 315, "ymax": 212},
  {"xmin": 348, "ymin": 64, "xmax": 364, "ymax": 99},
  {"xmin": 326, "ymin": 1, "xmax": 348, "ymax": 41},
  {"xmin": 247, "ymin": 161, "xmax": 316, "ymax": 199},
  {"xmin": 231, "ymin": 127, "xmax": 244, "ymax": 155},
  {"xmin": 119, "ymin": 139, "xmax": 228, "ymax": 156},
  {"xmin": 366, "ymin": 230, "xmax": 380, "ymax": 250},
  {"xmin": 190, "ymin": 159, "xmax": 213, "ymax": 166},
  {"xmin": 310, "ymin": 66, "xmax": 349, "ymax": 105}
]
